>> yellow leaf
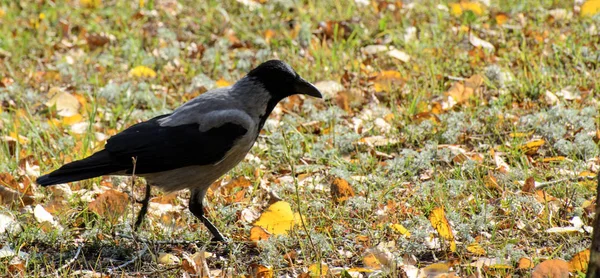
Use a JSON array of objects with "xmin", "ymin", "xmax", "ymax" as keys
[
  {"xmin": 363, "ymin": 253, "xmax": 381, "ymax": 269},
  {"xmin": 372, "ymin": 70, "xmax": 404, "ymax": 93},
  {"xmin": 308, "ymin": 262, "xmax": 329, "ymax": 276},
  {"xmin": 428, "ymin": 207, "xmax": 456, "ymax": 252},
  {"xmin": 39, "ymin": 13, "xmax": 45, "ymax": 20},
  {"xmin": 0, "ymin": 8, "xmax": 5, "ymax": 18},
  {"xmin": 157, "ymin": 253, "xmax": 180, "ymax": 265},
  {"xmin": 254, "ymin": 201, "xmax": 299, "ymax": 235},
  {"xmin": 330, "ymin": 177, "xmax": 355, "ymax": 203},
  {"xmin": 129, "ymin": 65, "xmax": 157, "ymax": 78},
  {"xmin": 45, "ymin": 88, "xmax": 81, "ymax": 117},
  {"xmin": 467, "ymin": 242, "xmax": 486, "ymax": 255},
  {"xmin": 250, "ymin": 264, "xmax": 273, "ymax": 278},
  {"xmin": 517, "ymin": 257, "xmax": 534, "ymax": 270},
  {"xmin": 139, "ymin": 0, "xmax": 145, "ymax": 8},
  {"xmin": 390, "ymin": 223, "xmax": 411, "ymax": 237},
  {"xmin": 215, "ymin": 78, "xmax": 231, "ymax": 88},
  {"xmin": 249, "ymin": 226, "xmax": 271, "ymax": 242},
  {"xmin": 495, "ymin": 13, "xmax": 509, "ymax": 25},
  {"xmin": 449, "ymin": 2, "xmax": 485, "ymax": 17},
  {"xmin": 541, "ymin": 156, "xmax": 566, "ymax": 163},
  {"xmin": 62, "ymin": 113, "xmax": 83, "ymax": 125},
  {"xmin": 80, "ymin": 0, "xmax": 102, "ymax": 8},
  {"xmin": 569, "ymin": 249, "xmax": 590, "ymax": 273},
  {"xmin": 520, "ymin": 139, "xmax": 544, "ymax": 155},
  {"xmin": 581, "ymin": 0, "xmax": 600, "ymax": 17}
]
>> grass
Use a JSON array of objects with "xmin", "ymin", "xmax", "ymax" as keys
[{"xmin": 0, "ymin": 0, "xmax": 599, "ymax": 276}]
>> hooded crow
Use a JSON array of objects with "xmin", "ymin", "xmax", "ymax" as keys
[{"xmin": 36, "ymin": 60, "xmax": 322, "ymax": 241}]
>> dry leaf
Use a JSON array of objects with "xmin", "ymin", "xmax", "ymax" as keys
[
  {"xmin": 46, "ymin": 88, "xmax": 81, "ymax": 117},
  {"xmin": 428, "ymin": 207, "xmax": 456, "ymax": 252},
  {"xmin": 390, "ymin": 223, "xmax": 411, "ymax": 237},
  {"xmin": 569, "ymin": 249, "xmax": 589, "ymax": 273},
  {"xmin": 581, "ymin": 0, "xmax": 600, "ymax": 16},
  {"xmin": 517, "ymin": 257, "xmax": 534, "ymax": 270},
  {"xmin": 250, "ymin": 226, "xmax": 271, "ymax": 242},
  {"xmin": 522, "ymin": 177, "xmax": 536, "ymax": 193},
  {"xmin": 363, "ymin": 253, "xmax": 382, "ymax": 270},
  {"xmin": 215, "ymin": 78, "xmax": 231, "ymax": 88},
  {"xmin": 249, "ymin": 264, "xmax": 273, "ymax": 278},
  {"xmin": 372, "ymin": 70, "xmax": 404, "ymax": 93},
  {"xmin": 158, "ymin": 253, "xmax": 180, "ymax": 265},
  {"xmin": 330, "ymin": 177, "xmax": 355, "ymax": 203},
  {"xmin": 129, "ymin": 65, "xmax": 157, "ymax": 78},
  {"xmin": 495, "ymin": 13, "xmax": 509, "ymax": 25},
  {"xmin": 449, "ymin": 2, "xmax": 485, "ymax": 16},
  {"xmin": 532, "ymin": 259, "xmax": 569, "ymax": 278},
  {"xmin": 253, "ymin": 201, "xmax": 300, "ymax": 235},
  {"xmin": 88, "ymin": 189, "xmax": 129, "ymax": 223},
  {"xmin": 308, "ymin": 262, "xmax": 329, "ymax": 276},
  {"xmin": 521, "ymin": 139, "xmax": 544, "ymax": 155},
  {"xmin": 467, "ymin": 242, "xmax": 486, "ymax": 255}
]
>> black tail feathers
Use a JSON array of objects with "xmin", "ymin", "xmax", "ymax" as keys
[{"xmin": 36, "ymin": 150, "xmax": 123, "ymax": 186}]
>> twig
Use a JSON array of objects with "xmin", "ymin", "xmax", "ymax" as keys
[
  {"xmin": 51, "ymin": 243, "xmax": 83, "ymax": 276},
  {"xmin": 106, "ymin": 243, "xmax": 148, "ymax": 274},
  {"xmin": 115, "ymin": 232, "xmax": 198, "ymax": 245}
]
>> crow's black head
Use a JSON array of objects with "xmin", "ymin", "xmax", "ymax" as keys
[{"xmin": 247, "ymin": 60, "xmax": 322, "ymax": 99}]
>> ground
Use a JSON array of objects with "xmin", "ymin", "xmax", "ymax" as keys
[{"xmin": 0, "ymin": 0, "xmax": 599, "ymax": 277}]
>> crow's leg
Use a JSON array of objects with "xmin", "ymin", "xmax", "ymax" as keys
[
  {"xmin": 189, "ymin": 188, "xmax": 226, "ymax": 242},
  {"xmin": 134, "ymin": 182, "xmax": 152, "ymax": 231}
]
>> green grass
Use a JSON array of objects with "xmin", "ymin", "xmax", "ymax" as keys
[{"xmin": 0, "ymin": 0, "xmax": 599, "ymax": 276}]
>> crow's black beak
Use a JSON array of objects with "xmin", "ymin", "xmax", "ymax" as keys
[{"xmin": 294, "ymin": 78, "xmax": 322, "ymax": 98}]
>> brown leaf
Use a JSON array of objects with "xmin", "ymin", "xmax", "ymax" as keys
[
  {"xmin": 318, "ymin": 20, "xmax": 353, "ymax": 40},
  {"xmin": 250, "ymin": 226, "xmax": 271, "ymax": 243},
  {"xmin": 569, "ymin": 249, "xmax": 589, "ymax": 273},
  {"xmin": 517, "ymin": 257, "xmax": 534, "ymax": 270},
  {"xmin": 88, "ymin": 189, "xmax": 129, "ymax": 223},
  {"xmin": 522, "ymin": 177, "xmax": 536, "ymax": 193},
  {"xmin": 532, "ymin": 259, "xmax": 569, "ymax": 278},
  {"xmin": 331, "ymin": 177, "xmax": 355, "ymax": 204}
]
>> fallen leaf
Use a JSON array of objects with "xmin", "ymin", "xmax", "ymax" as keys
[
  {"xmin": 517, "ymin": 257, "xmax": 534, "ymax": 270},
  {"xmin": 88, "ymin": 189, "xmax": 129, "ymax": 223},
  {"xmin": 308, "ymin": 262, "xmax": 329, "ymax": 276},
  {"xmin": 387, "ymin": 49, "xmax": 410, "ymax": 62},
  {"xmin": 215, "ymin": 78, "xmax": 231, "ymax": 88},
  {"xmin": 521, "ymin": 139, "xmax": 544, "ymax": 155},
  {"xmin": 372, "ymin": 70, "xmax": 404, "ymax": 93},
  {"xmin": 428, "ymin": 207, "xmax": 456, "ymax": 252},
  {"xmin": 569, "ymin": 249, "xmax": 589, "ymax": 273},
  {"xmin": 363, "ymin": 253, "xmax": 382, "ymax": 270},
  {"xmin": 467, "ymin": 242, "xmax": 486, "ymax": 255},
  {"xmin": 495, "ymin": 13, "xmax": 509, "ymax": 25},
  {"xmin": 33, "ymin": 204, "xmax": 58, "ymax": 227},
  {"xmin": 469, "ymin": 33, "xmax": 495, "ymax": 51},
  {"xmin": 158, "ymin": 253, "xmax": 180, "ymax": 265},
  {"xmin": 253, "ymin": 201, "xmax": 300, "ymax": 235},
  {"xmin": 250, "ymin": 226, "xmax": 271, "ymax": 242},
  {"xmin": 129, "ymin": 65, "xmax": 157, "ymax": 78},
  {"xmin": 249, "ymin": 264, "xmax": 273, "ymax": 278},
  {"xmin": 522, "ymin": 177, "xmax": 536, "ymax": 193},
  {"xmin": 449, "ymin": 2, "xmax": 485, "ymax": 16},
  {"xmin": 581, "ymin": 0, "xmax": 600, "ymax": 17},
  {"xmin": 330, "ymin": 177, "xmax": 355, "ymax": 204},
  {"xmin": 314, "ymin": 80, "xmax": 344, "ymax": 100},
  {"xmin": 390, "ymin": 223, "xmax": 411, "ymax": 237},
  {"xmin": 46, "ymin": 88, "xmax": 81, "ymax": 117},
  {"xmin": 532, "ymin": 259, "xmax": 569, "ymax": 278}
]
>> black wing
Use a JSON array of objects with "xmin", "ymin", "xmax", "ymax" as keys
[{"xmin": 105, "ymin": 114, "xmax": 248, "ymax": 174}]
